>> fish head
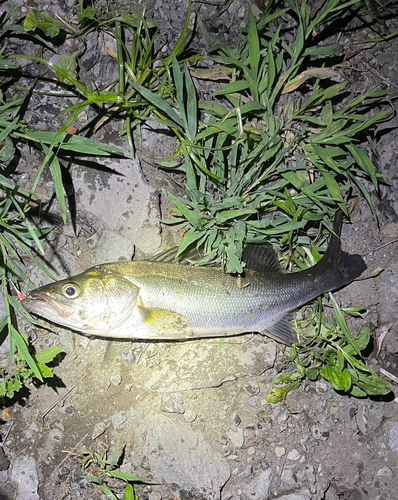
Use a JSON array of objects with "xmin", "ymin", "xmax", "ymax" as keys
[{"xmin": 23, "ymin": 266, "xmax": 140, "ymax": 335}]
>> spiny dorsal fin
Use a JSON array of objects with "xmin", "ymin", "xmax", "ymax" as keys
[
  {"xmin": 242, "ymin": 244, "xmax": 282, "ymax": 273},
  {"xmin": 148, "ymin": 246, "xmax": 219, "ymax": 266}
]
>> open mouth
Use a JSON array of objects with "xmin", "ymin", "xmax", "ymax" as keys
[{"xmin": 23, "ymin": 292, "xmax": 74, "ymax": 319}]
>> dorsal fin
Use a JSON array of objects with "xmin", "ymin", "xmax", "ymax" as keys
[
  {"xmin": 242, "ymin": 244, "xmax": 282, "ymax": 273},
  {"xmin": 148, "ymin": 246, "xmax": 219, "ymax": 266}
]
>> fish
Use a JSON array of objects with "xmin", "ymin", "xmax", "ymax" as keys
[{"xmin": 22, "ymin": 212, "xmax": 366, "ymax": 345}]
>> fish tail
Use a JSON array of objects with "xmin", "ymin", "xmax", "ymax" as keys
[{"xmin": 314, "ymin": 210, "xmax": 367, "ymax": 290}]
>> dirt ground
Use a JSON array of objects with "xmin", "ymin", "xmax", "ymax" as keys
[{"xmin": 1, "ymin": 1, "xmax": 398, "ymax": 500}]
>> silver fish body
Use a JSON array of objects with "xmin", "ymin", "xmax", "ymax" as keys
[{"xmin": 23, "ymin": 212, "xmax": 366, "ymax": 345}]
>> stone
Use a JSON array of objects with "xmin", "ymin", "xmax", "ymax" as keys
[
  {"xmin": 241, "ymin": 468, "xmax": 272, "ymax": 500},
  {"xmin": 273, "ymin": 491, "xmax": 311, "ymax": 500},
  {"xmin": 160, "ymin": 394, "xmax": 185, "ymax": 414},
  {"xmin": 388, "ymin": 423, "xmax": 398, "ymax": 454},
  {"xmin": 225, "ymin": 424, "xmax": 244, "ymax": 449},
  {"xmin": 111, "ymin": 410, "xmax": 127, "ymax": 429},
  {"xmin": 377, "ymin": 466, "xmax": 393, "ymax": 478},
  {"xmin": 287, "ymin": 449, "xmax": 301, "ymax": 461},
  {"xmin": 141, "ymin": 413, "xmax": 230, "ymax": 499},
  {"xmin": 11, "ymin": 455, "xmax": 40, "ymax": 500},
  {"xmin": 275, "ymin": 446, "xmax": 286, "ymax": 457},
  {"xmin": 92, "ymin": 421, "xmax": 107, "ymax": 440}
]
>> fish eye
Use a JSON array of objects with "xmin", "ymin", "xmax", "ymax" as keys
[{"xmin": 62, "ymin": 283, "xmax": 80, "ymax": 299}]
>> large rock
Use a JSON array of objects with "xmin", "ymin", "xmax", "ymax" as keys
[{"xmin": 141, "ymin": 413, "xmax": 230, "ymax": 499}]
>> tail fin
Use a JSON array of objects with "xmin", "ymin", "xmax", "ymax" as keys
[{"xmin": 315, "ymin": 211, "xmax": 367, "ymax": 290}]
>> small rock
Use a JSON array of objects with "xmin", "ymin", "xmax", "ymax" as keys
[
  {"xmin": 230, "ymin": 412, "xmax": 241, "ymax": 426},
  {"xmin": 349, "ymin": 407, "xmax": 357, "ymax": 418},
  {"xmin": 241, "ymin": 467, "xmax": 272, "ymax": 500},
  {"xmin": 92, "ymin": 421, "xmax": 107, "ymax": 440},
  {"xmin": 281, "ymin": 468, "xmax": 296, "ymax": 485},
  {"xmin": 0, "ymin": 470, "xmax": 7, "ymax": 483},
  {"xmin": 273, "ymin": 490, "xmax": 311, "ymax": 500},
  {"xmin": 237, "ymin": 5, "xmax": 246, "ymax": 18},
  {"xmin": 111, "ymin": 410, "xmax": 127, "ymax": 429},
  {"xmin": 58, "ymin": 467, "xmax": 70, "ymax": 479},
  {"xmin": 11, "ymin": 455, "xmax": 40, "ymax": 500},
  {"xmin": 225, "ymin": 424, "xmax": 244, "ymax": 449},
  {"xmin": 275, "ymin": 446, "xmax": 286, "ymax": 457},
  {"xmin": 247, "ymin": 447, "xmax": 256, "ymax": 455},
  {"xmin": 305, "ymin": 464, "xmax": 316, "ymax": 484},
  {"xmin": 389, "ymin": 423, "xmax": 398, "ymax": 454},
  {"xmin": 59, "ymin": 405, "xmax": 74, "ymax": 415},
  {"xmin": 109, "ymin": 374, "xmax": 122, "ymax": 386},
  {"xmin": 49, "ymin": 428, "xmax": 63, "ymax": 443},
  {"xmin": 160, "ymin": 394, "xmax": 185, "ymax": 414},
  {"xmin": 239, "ymin": 465, "xmax": 252, "ymax": 478},
  {"xmin": 315, "ymin": 381, "xmax": 328, "ymax": 394},
  {"xmin": 183, "ymin": 409, "xmax": 197, "ymax": 423},
  {"xmin": 287, "ymin": 449, "xmax": 301, "ymax": 461},
  {"xmin": 312, "ymin": 425, "xmax": 329, "ymax": 441},
  {"xmin": 0, "ymin": 447, "xmax": 10, "ymax": 471},
  {"xmin": 247, "ymin": 397, "xmax": 257, "ymax": 407},
  {"xmin": 377, "ymin": 466, "xmax": 393, "ymax": 478},
  {"xmin": 356, "ymin": 406, "xmax": 368, "ymax": 435},
  {"xmin": 118, "ymin": 348, "xmax": 136, "ymax": 364},
  {"xmin": 148, "ymin": 492, "xmax": 162, "ymax": 500},
  {"xmin": 324, "ymin": 486, "xmax": 339, "ymax": 500},
  {"xmin": 243, "ymin": 381, "xmax": 260, "ymax": 396}
]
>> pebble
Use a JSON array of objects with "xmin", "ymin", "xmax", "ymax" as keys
[
  {"xmin": 48, "ymin": 428, "xmax": 63, "ymax": 443},
  {"xmin": 59, "ymin": 405, "xmax": 74, "ymax": 415},
  {"xmin": 225, "ymin": 424, "xmax": 244, "ymax": 449},
  {"xmin": 11, "ymin": 455, "xmax": 40, "ymax": 500},
  {"xmin": 275, "ymin": 446, "xmax": 286, "ymax": 457},
  {"xmin": 160, "ymin": 394, "xmax": 185, "ymax": 414},
  {"xmin": 388, "ymin": 423, "xmax": 398, "ymax": 454},
  {"xmin": 243, "ymin": 381, "xmax": 260, "ymax": 396},
  {"xmin": 247, "ymin": 397, "xmax": 257, "ymax": 407},
  {"xmin": 111, "ymin": 410, "xmax": 127, "ymax": 429},
  {"xmin": 377, "ymin": 466, "xmax": 393, "ymax": 478},
  {"xmin": 183, "ymin": 409, "xmax": 197, "ymax": 423},
  {"xmin": 287, "ymin": 449, "xmax": 301, "ymax": 461},
  {"xmin": 148, "ymin": 492, "xmax": 162, "ymax": 500},
  {"xmin": 239, "ymin": 465, "xmax": 252, "ymax": 478},
  {"xmin": 281, "ymin": 468, "xmax": 296, "ymax": 485},
  {"xmin": 237, "ymin": 6, "xmax": 246, "ymax": 18},
  {"xmin": 0, "ymin": 447, "xmax": 9, "ymax": 471},
  {"xmin": 247, "ymin": 446, "xmax": 256, "ymax": 455},
  {"xmin": 109, "ymin": 374, "xmax": 122, "ymax": 386},
  {"xmin": 230, "ymin": 412, "xmax": 241, "ymax": 426},
  {"xmin": 58, "ymin": 467, "xmax": 70, "ymax": 479},
  {"xmin": 315, "ymin": 381, "xmax": 328, "ymax": 394},
  {"xmin": 312, "ymin": 425, "xmax": 329, "ymax": 441},
  {"xmin": 274, "ymin": 491, "xmax": 311, "ymax": 500},
  {"xmin": 92, "ymin": 421, "xmax": 107, "ymax": 440},
  {"xmin": 118, "ymin": 348, "xmax": 136, "ymax": 364}
]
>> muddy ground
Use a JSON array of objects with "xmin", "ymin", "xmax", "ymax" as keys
[{"xmin": 1, "ymin": 1, "xmax": 398, "ymax": 499}]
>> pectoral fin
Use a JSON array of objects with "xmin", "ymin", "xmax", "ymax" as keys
[{"xmin": 139, "ymin": 306, "xmax": 190, "ymax": 334}]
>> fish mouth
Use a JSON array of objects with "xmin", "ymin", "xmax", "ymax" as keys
[{"xmin": 23, "ymin": 291, "xmax": 74, "ymax": 319}]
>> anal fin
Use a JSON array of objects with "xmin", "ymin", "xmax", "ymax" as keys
[{"xmin": 261, "ymin": 314, "xmax": 297, "ymax": 345}]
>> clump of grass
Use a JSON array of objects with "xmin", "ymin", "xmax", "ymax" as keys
[{"xmin": 72, "ymin": 440, "xmax": 151, "ymax": 500}]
